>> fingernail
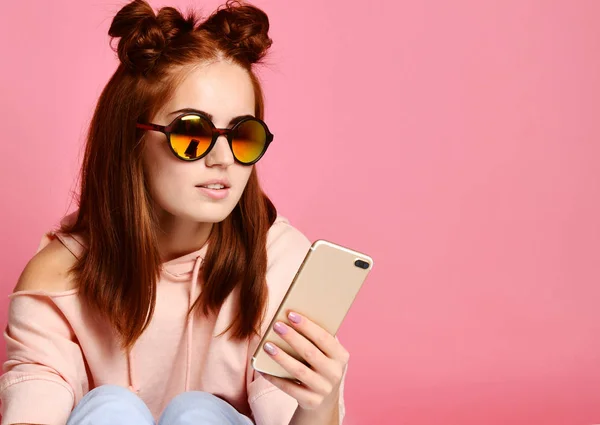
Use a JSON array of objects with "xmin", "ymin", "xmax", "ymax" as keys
[
  {"xmin": 288, "ymin": 312, "xmax": 301, "ymax": 324},
  {"xmin": 273, "ymin": 321, "xmax": 288, "ymax": 335},
  {"xmin": 264, "ymin": 342, "xmax": 278, "ymax": 355}
]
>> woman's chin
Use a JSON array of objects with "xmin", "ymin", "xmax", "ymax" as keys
[{"xmin": 186, "ymin": 203, "xmax": 238, "ymax": 224}]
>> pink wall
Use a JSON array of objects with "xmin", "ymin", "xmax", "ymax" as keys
[{"xmin": 1, "ymin": 1, "xmax": 599, "ymax": 424}]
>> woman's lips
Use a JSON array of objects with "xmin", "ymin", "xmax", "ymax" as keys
[{"xmin": 196, "ymin": 186, "xmax": 230, "ymax": 200}]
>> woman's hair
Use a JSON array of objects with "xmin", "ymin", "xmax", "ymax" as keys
[{"xmin": 60, "ymin": 0, "xmax": 277, "ymax": 350}]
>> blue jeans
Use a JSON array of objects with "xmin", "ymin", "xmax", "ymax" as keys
[{"xmin": 66, "ymin": 385, "xmax": 254, "ymax": 425}]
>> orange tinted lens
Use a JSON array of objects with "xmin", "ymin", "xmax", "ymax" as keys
[
  {"xmin": 170, "ymin": 115, "xmax": 212, "ymax": 159},
  {"xmin": 232, "ymin": 120, "xmax": 267, "ymax": 163}
]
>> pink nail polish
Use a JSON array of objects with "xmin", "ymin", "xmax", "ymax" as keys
[
  {"xmin": 264, "ymin": 342, "xmax": 278, "ymax": 355},
  {"xmin": 288, "ymin": 312, "xmax": 301, "ymax": 324},
  {"xmin": 273, "ymin": 322, "xmax": 288, "ymax": 335}
]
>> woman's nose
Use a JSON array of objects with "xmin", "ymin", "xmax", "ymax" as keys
[{"xmin": 204, "ymin": 135, "xmax": 234, "ymax": 167}]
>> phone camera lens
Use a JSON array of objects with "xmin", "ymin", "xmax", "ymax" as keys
[{"xmin": 354, "ymin": 259, "xmax": 369, "ymax": 269}]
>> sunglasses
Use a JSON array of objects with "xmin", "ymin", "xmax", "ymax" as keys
[{"xmin": 136, "ymin": 112, "xmax": 274, "ymax": 165}]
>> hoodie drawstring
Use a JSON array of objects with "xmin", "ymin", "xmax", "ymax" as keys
[
  {"xmin": 127, "ymin": 254, "xmax": 204, "ymax": 394},
  {"xmin": 184, "ymin": 255, "xmax": 203, "ymax": 391},
  {"xmin": 127, "ymin": 348, "xmax": 137, "ymax": 393}
]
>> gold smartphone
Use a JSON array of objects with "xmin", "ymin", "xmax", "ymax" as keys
[{"xmin": 251, "ymin": 239, "xmax": 374, "ymax": 379}]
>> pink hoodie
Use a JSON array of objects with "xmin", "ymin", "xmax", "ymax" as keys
[{"xmin": 0, "ymin": 211, "xmax": 346, "ymax": 425}]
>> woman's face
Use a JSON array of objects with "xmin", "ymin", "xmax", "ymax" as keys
[{"xmin": 142, "ymin": 60, "xmax": 256, "ymax": 225}]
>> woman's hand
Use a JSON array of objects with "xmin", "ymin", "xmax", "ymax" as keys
[{"xmin": 259, "ymin": 311, "xmax": 349, "ymax": 412}]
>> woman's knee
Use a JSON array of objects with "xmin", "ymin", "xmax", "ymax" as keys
[
  {"xmin": 85, "ymin": 384, "xmax": 140, "ymax": 400},
  {"xmin": 67, "ymin": 385, "xmax": 154, "ymax": 425},
  {"xmin": 159, "ymin": 391, "xmax": 252, "ymax": 425},
  {"xmin": 169, "ymin": 391, "xmax": 225, "ymax": 408}
]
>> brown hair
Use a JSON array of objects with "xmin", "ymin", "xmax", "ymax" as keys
[{"xmin": 60, "ymin": 0, "xmax": 277, "ymax": 350}]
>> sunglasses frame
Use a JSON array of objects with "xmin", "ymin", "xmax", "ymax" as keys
[{"xmin": 136, "ymin": 112, "xmax": 274, "ymax": 165}]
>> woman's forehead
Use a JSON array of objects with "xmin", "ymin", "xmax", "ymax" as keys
[{"xmin": 164, "ymin": 61, "xmax": 255, "ymax": 126}]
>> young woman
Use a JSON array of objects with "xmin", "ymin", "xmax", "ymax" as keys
[{"xmin": 0, "ymin": 1, "xmax": 348, "ymax": 424}]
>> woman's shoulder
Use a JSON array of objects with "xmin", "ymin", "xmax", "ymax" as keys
[
  {"xmin": 266, "ymin": 214, "xmax": 311, "ymax": 256},
  {"xmin": 264, "ymin": 215, "xmax": 312, "ymax": 290},
  {"xmin": 12, "ymin": 235, "xmax": 79, "ymax": 296}
]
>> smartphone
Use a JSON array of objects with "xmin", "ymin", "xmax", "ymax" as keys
[{"xmin": 251, "ymin": 239, "xmax": 373, "ymax": 379}]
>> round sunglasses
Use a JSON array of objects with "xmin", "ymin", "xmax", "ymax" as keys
[{"xmin": 136, "ymin": 112, "xmax": 274, "ymax": 165}]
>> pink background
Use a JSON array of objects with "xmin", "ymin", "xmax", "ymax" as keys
[{"xmin": 1, "ymin": 1, "xmax": 599, "ymax": 424}]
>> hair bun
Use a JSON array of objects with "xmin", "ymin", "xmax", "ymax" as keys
[
  {"xmin": 108, "ymin": 0, "xmax": 195, "ymax": 75},
  {"xmin": 156, "ymin": 7, "xmax": 197, "ymax": 42},
  {"xmin": 202, "ymin": 1, "xmax": 272, "ymax": 64}
]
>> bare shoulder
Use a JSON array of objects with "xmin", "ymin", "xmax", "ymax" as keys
[{"xmin": 13, "ymin": 237, "xmax": 79, "ymax": 293}]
